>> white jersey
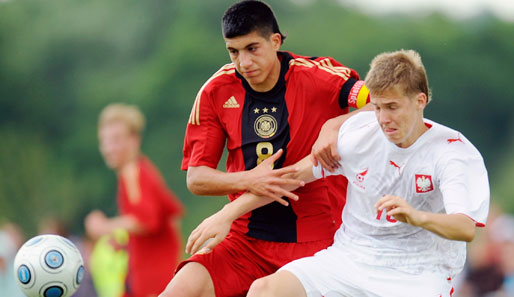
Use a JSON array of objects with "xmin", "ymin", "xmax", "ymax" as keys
[{"xmin": 313, "ymin": 111, "xmax": 489, "ymax": 277}]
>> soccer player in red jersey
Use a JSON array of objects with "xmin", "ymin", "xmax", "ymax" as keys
[
  {"xmin": 159, "ymin": 1, "xmax": 371, "ymax": 297},
  {"xmin": 85, "ymin": 103, "xmax": 184, "ymax": 297}
]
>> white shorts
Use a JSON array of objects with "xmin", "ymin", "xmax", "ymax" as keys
[{"xmin": 279, "ymin": 245, "xmax": 454, "ymax": 297}]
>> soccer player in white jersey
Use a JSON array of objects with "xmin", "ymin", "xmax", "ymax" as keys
[
  {"xmin": 243, "ymin": 49, "xmax": 491, "ymax": 297},
  {"xmin": 186, "ymin": 49, "xmax": 490, "ymax": 297}
]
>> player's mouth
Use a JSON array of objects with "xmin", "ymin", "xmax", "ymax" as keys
[
  {"xmin": 383, "ymin": 127, "xmax": 398, "ymax": 136},
  {"xmin": 243, "ymin": 69, "xmax": 259, "ymax": 78}
]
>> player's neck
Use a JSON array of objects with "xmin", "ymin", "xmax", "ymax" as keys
[
  {"xmin": 400, "ymin": 119, "xmax": 429, "ymax": 148},
  {"xmin": 117, "ymin": 152, "xmax": 141, "ymax": 174}
]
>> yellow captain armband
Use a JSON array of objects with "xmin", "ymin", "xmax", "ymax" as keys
[{"xmin": 348, "ymin": 80, "xmax": 370, "ymax": 109}]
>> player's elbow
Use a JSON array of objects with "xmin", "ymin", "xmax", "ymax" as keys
[
  {"xmin": 460, "ymin": 217, "xmax": 478, "ymax": 242},
  {"xmin": 461, "ymin": 228, "xmax": 476, "ymax": 242},
  {"xmin": 453, "ymin": 225, "xmax": 476, "ymax": 242},
  {"xmin": 186, "ymin": 175, "xmax": 214, "ymax": 196},
  {"xmin": 186, "ymin": 177, "xmax": 205, "ymax": 195},
  {"xmin": 186, "ymin": 166, "xmax": 216, "ymax": 195}
]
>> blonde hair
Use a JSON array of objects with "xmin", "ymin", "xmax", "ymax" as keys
[
  {"xmin": 98, "ymin": 103, "xmax": 145, "ymax": 135},
  {"xmin": 365, "ymin": 49, "xmax": 432, "ymax": 103}
]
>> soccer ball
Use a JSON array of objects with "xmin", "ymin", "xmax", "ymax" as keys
[{"xmin": 13, "ymin": 234, "xmax": 85, "ymax": 297}]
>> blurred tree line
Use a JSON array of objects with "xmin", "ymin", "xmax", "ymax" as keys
[{"xmin": 0, "ymin": 0, "xmax": 513, "ymax": 240}]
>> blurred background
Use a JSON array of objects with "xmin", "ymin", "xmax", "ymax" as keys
[{"xmin": 0, "ymin": 0, "xmax": 513, "ymax": 296}]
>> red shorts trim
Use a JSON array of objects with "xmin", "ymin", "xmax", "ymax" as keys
[{"xmin": 175, "ymin": 231, "xmax": 333, "ymax": 297}]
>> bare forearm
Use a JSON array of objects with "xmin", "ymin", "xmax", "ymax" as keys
[
  {"xmin": 282, "ymin": 157, "xmax": 317, "ymax": 189},
  {"xmin": 186, "ymin": 166, "xmax": 249, "ymax": 196},
  {"xmin": 222, "ymin": 158, "xmax": 317, "ymax": 219},
  {"xmin": 377, "ymin": 196, "xmax": 477, "ymax": 242},
  {"xmin": 107, "ymin": 215, "xmax": 145, "ymax": 235},
  {"xmin": 186, "ymin": 150, "xmax": 306, "ymax": 201},
  {"xmin": 415, "ymin": 212, "xmax": 476, "ymax": 242},
  {"xmin": 184, "ymin": 158, "xmax": 319, "ymax": 255},
  {"xmin": 221, "ymin": 193, "xmax": 275, "ymax": 222},
  {"xmin": 312, "ymin": 104, "xmax": 373, "ymax": 171}
]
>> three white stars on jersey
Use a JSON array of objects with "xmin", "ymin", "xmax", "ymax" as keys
[{"xmin": 253, "ymin": 107, "xmax": 277, "ymax": 114}]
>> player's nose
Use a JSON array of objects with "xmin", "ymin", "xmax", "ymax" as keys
[
  {"xmin": 377, "ymin": 110, "xmax": 391, "ymax": 125},
  {"xmin": 239, "ymin": 52, "xmax": 253, "ymax": 68}
]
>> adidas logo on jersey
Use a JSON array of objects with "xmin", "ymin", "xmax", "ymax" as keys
[{"xmin": 223, "ymin": 96, "xmax": 240, "ymax": 108}]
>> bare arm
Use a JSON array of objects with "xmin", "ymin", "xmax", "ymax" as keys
[
  {"xmin": 85, "ymin": 210, "xmax": 145, "ymax": 240},
  {"xmin": 186, "ymin": 193, "xmax": 275, "ymax": 255},
  {"xmin": 375, "ymin": 195, "xmax": 476, "ymax": 242},
  {"xmin": 187, "ymin": 149, "xmax": 305, "ymax": 202},
  {"xmin": 186, "ymin": 156, "xmax": 316, "ymax": 255},
  {"xmin": 311, "ymin": 103, "xmax": 373, "ymax": 172},
  {"xmin": 84, "ymin": 161, "xmax": 150, "ymax": 240}
]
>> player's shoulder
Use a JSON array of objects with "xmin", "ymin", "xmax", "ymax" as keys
[
  {"xmin": 338, "ymin": 111, "xmax": 377, "ymax": 138},
  {"xmin": 194, "ymin": 63, "xmax": 243, "ymax": 108},
  {"xmin": 138, "ymin": 156, "xmax": 164, "ymax": 181},
  {"xmin": 344, "ymin": 111, "xmax": 377, "ymax": 129},
  {"xmin": 285, "ymin": 51, "xmax": 350, "ymax": 75},
  {"xmin": 424, "ymin": 119, "xmax": 483, "ymax": 159},
  {"xmin": 201, "ymin": 63, "xmax": 239, "ymax": 91},
  {"xmin": 286, "ymin": 51, "xmax": 342, "ymax": 65}
]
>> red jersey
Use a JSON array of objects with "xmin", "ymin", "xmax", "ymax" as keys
[
  {"xmin": 118, "ymin": 156, "xmax": 184, "ymax": 297},
  {"xmin": 182, "ymin": 51, "xmax": 364, "ymax": 243}
]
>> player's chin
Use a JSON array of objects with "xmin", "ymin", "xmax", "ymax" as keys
[
  {"xmin": 384, "ymin": 135, "xmax": 398, "ymax": 144},
  {"xmin": 385, "ymin": 133, "xmax": 403, "ymax": 145},
  {"xmin": 244, "ymin": 74, "xmax": 264, "ymax": 84},
  {"xmin": 104, "ymin": 159, "xmax": 120, "ymax": 169}
]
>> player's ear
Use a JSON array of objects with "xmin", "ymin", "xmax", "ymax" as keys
[
  {"xmin": 270, "ymin": 33, "xmax": 281, "ymax": 51},
  {"xmin": 415, "ymin": 92, "xmax": 427, "ymax": 110}
]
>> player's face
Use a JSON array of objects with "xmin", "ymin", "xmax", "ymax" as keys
[
  {"xmin": 225, "ymin": 30, "xmax": 282, "ymax": 92},
  {"xmin": 98, "ymin": 122, "xmax": 139, "ymax": 170},
  {"xmin": 371, "ymin": 88, "xmax": 427, "ymax": 148}
]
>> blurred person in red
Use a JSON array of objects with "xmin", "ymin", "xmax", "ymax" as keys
[{"xmin": 85, "ymin": 103, "xmax": 184, "ymax": 297}]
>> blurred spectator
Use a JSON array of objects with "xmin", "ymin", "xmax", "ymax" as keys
[
  {"xmin": 85, "ymin": 103, "xmax": 184, "ymax": 297},
  {"xmin": 488, "ymin": 211, "xmax": 514, "ymax": 296},
  {"xmin": 38, "ymin": 216, "xmax": 70, "ymax": 237},
  {"xmin": 0, "ymin": 222, "xmax": 25, "ymax": 297},
  {"xmin": 455, "ymin": 203, "xmax": 514, "ymax": 297}
]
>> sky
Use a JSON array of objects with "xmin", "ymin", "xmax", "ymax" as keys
[{"xmin": 335, "ymin": 0, "xmax": 514, "ymax": 22}]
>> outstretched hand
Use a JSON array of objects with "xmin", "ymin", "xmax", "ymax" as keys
[
  {"xmin": 310, "ymin": 120, "xmax": 340, "ymax": 172},
  {"xmin": 84, "ymin": 210, "xmax": 109, "ymax": 240},
  {"xmin": 375, "ymin": 195, "xmax": 423, "ymax": 226},
  {"xmin": 186, "ymin": 208, "xmax": 232, "ymax": 255},
  {"xmin": 246, "ymin": 149, "xmax": 304, "ymax": 206}
]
